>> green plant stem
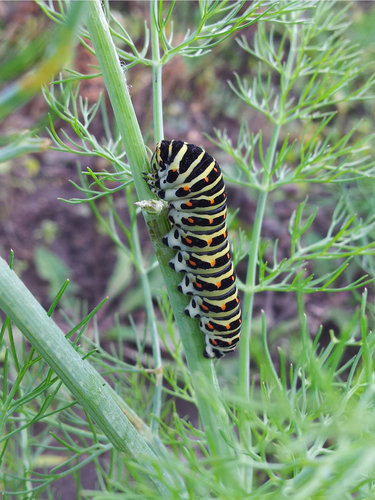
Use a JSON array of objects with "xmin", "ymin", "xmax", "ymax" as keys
[
  {"xmin": 239, "ymin": 10, "xmax": 299, "ymax": 405},
  {"xmin": 87, "ymin": 0, "xmax": 240, "ymax": 486},
  {"xmin": 127, "ymin": 190, "xmax": 163, "ymax": 434},
  {"xmin": 238, "ymin": 17, "xmax": 300, "ymax": 487},
  {"xmin": 238, "ymin": 188, "xmax": 267, "ymax": 492},
  {"xmin": 77, "ymin": 180, "xmax": 164, "ymax": 433},
  {"xmin": 239, "ymin": 190, "xmax": 267, "ymax": 395},
  {"xmin": 87, "ymin": 1, "xmax": 149, "ymax": 200},
  {"xmin": 19, "ymin": 398, "xmax": 32, "ymax": 494},
  {"xmin": 238, "ymin": 121, "xmax": 281, "ymax": 490},
  {"xmin": 148, "ymin": 0, "xmax": 166, "ymax": 432},
  {"xmin": 0, "ymin": 257, "xmax": 172, "ymax": 495},
  {"xmin": 150, "ymin": 0, "xmax": 164, "ymax": 142}
]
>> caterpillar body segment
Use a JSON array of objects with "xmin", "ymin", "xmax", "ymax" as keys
[
  {"xmin": 199, "ymin": 312, "xmax": 242, "ymax": 336},
  {"xmin": 205, "ymin": 333, "xmax": 240, "ymax": 358},
  {"xmin": 154, "ymin": 174, "xmax": 225, "ymax": 203},
  {"xmin": 167, "ymin": 206, "xmax": 227, "ymax": 232},
  {"xmin": 170, "ymin": 192, "xmax": 227, "ymax": 213},
  {"xmin": 169, "ymin": 240, "xmax": 232, "ymax": 275},
  {"xmin": 177, "ymin": 262, "xmax": 236, "ymax": 297},
  {"xmin": 162, "ymin": 225, "xmax": 228, "ymax": 252},
  {"xmin": 185, "ymin": 286, "xmax": 240, "ymax": 318}
]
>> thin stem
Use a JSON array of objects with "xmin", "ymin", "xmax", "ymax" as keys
[
  {"xmin": 240, "ymin": 191, "xmax": 268, "ymax": 389},
  {"xmin": 239, "ymin": 10, "xmax": 300, "ymax": 396},
  {"xmin": 238, "ymin": 110, "xmax": 282, "ymax": 493},
  {"xmin": 279, "ymin": 18, "xmax": 299, "ymax": 125},
  {"xmin": 126, "ymin": 188, "xmax": 163, "ymax": 434},
  {"xmin": 238, "ymin": 187, "xmax": 268, "ymax": 492},
  {"xmin": 238, "ymin": 17, "xmax": 301, "ymax": 488},
  {"xmin": 19, "ymin": 419, "xmax": 32, "ymax": 495},
  {"xmin": 150, "ymin": 0, "xmax": 164, "ymax": 142}
]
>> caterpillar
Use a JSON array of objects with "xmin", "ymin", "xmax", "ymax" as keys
[{"xmin": 144, "ymin": 140, "xmax": 241, "ymax": 359}]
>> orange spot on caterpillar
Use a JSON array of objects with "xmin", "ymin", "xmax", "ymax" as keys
[
  {"xmin": 188, "ymin": 217, "xmax": 194, "ymax": 224},
  {"xmin": 221, "ymin": 304, "xmax": 226, "ymax": 311},
  {"xmin": 205, "ymin": 177, "xmax": 209, "ymax": 182},
  {"xmin": 172, "ymin": 168, "xmax": 177, "ymax": 172},
  {"xmin": 231, "ymin": 275, "xmax": 235, "ymax": 281},
  {"xmin": 239, "ymin": 319, "xmax": 242, "ymax": 324},
  {"xmin": 202, "ymin": 305, "xmax": 209, "ymax": 311},
  {"xmin": 184, "ymin": 237, "xmax": 193, "ymax": 245},
  {"xmin": 210, "ymin": 259, "xmax": 216, "ymax": 267},
  {"xmin": 207, "ymin": 323, "xmax": 214, "ymax": 331},
  {"xmin": 226, "ymin": 253, "xmax": 230, "ymax": 259},
  {"xmin": 211, "ymin": 338, "xmax": 218, "ymax": 345},
  {"xmin": 210, "ymin": 199, "xmax": 214, "ymax": 205},
  {"xmin": 214, "ymin": 167, "xmax": 218, "ymax": 172},
  {"xmin": 183, "ymin": 185, "xmax": 190, "ymax": 191},
  {"xmin": 226, "ymin": 324, "xmax": 230, "ymax": 330},
  {"xmin": 196, "ymin": 282, "xmax": 203, "ymax": 289},
  {"xmin": 209, "ymin": 219, "xmax": 213, "ymax": 224},
  {"xmin": 236, "ymin": 298, "xmax": 239, "ymax": 303},
  {"xmin": 207, "ymin": 238, "xmax": 213, "ymax": 245},
  {"xmin": 188, "ymin": 260, "xmax": 197, "ymax": 267},
  {"xmin": 186, "ymin": 201, "xmax": 193, "ymax": 207},
  {"xmin": 216, "ymin": 281, "xmax": 222, "ymax": 288},
  {"xmin": 228, "ymin": 339, "xmax": 233, "ymax": 345}
]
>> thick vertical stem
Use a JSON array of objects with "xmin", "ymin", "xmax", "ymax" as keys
[
  {"xmin": 0, "ymin": 257, "xmax": 172, "ymax": 495},
  {"xmin": 87, "ymin": 0, "xmax": 241, "ymax": 487}
]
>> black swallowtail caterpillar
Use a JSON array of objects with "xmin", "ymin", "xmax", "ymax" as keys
[{"xmin": 144, "ymin": 140, "xmax": 241, "ymax": 359}]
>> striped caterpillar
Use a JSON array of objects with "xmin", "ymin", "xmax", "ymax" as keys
[{"xmin": 144, "ymin": 140, "xmax": 241, "ymax": 358}]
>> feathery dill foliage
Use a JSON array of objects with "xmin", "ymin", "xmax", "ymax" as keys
[{"xmin": 1, "ymin": 1, "xmax": 375, "ymax": 498}]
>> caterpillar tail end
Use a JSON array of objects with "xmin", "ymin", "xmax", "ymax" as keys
[{"xmin": 203, "ymin": 341, "xmax": 224, "ymax": 359}]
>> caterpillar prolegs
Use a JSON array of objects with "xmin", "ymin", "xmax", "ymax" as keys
[{"xmin": 144, "ymin": 140, "xmax": 241, "ymax": 359}]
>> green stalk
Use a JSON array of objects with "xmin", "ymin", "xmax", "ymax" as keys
[
  {"xmin": 80, "ymin": 181, "xmax": 164, "ymax": 433},
  {"xmin": 238, "ymin": 187, "xmax": 268, "ymax": 492},
  {"xmin": 239, "ymin": 124, "xmax": 280, "ymax": 395},
  {"xmin": 240, "ymin": 189, "xmax": 268, "ymax": 392},
  {"xmin": 150, "ymin": 0, "xmax": 164, "ymax": 142},
  {"xmin": 0, "ymin": 257, "xmax": 172, "ymax": 495},
  {"xmin": 87, "ymin": 0, "xmax": 240, "ymax": 485},
  {"xmin": 238, "ymin": 126, "xmax": 280, "ymax": 491},
  {"xmin": 127, "ymin": 189, "xmax": 163, "ymax": 434},
  {"xmin": 239, "ymin": 16, "xmax": 299, "ymax": 488},
  {"xmin": 87, "ymin": 2, "xmax": 148, "ymax": 200}
]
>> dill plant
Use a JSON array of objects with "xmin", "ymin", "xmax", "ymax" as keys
[{"xmin": 0, "ymin": 1, "xmax": 375, "ymax": 498}]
